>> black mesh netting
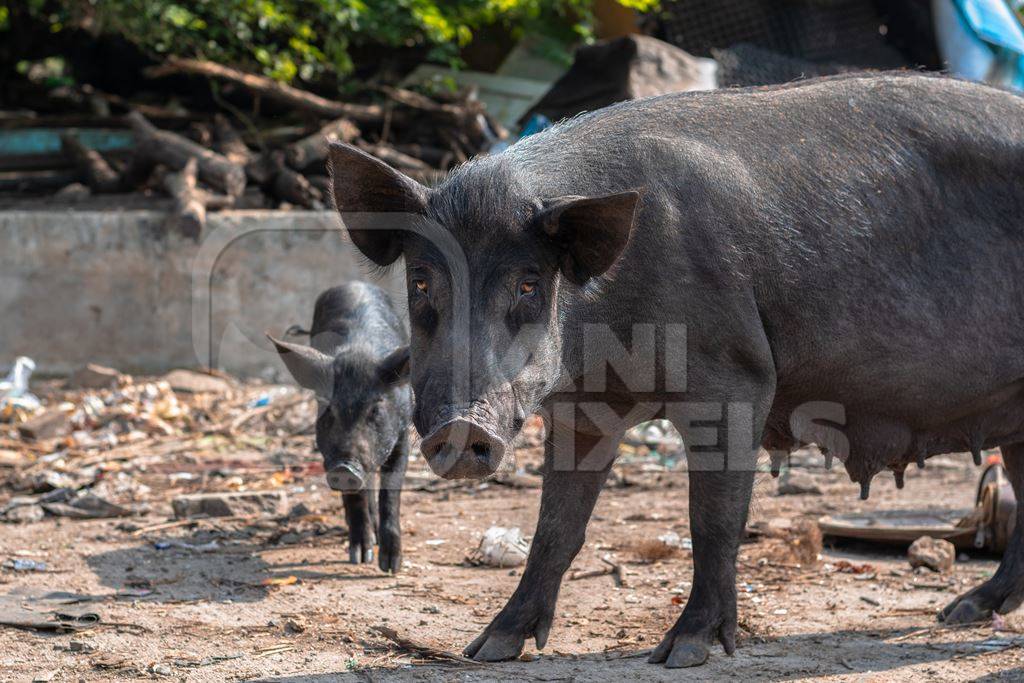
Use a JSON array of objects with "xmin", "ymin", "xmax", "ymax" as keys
[{"xmin": 653, "ymin": 0, "xmax": 936, "ymax": 86}]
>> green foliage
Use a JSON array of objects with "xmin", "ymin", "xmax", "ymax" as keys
[{"xmin": 2, "ymin": 0, "xmax": 659, "ymax": 84}]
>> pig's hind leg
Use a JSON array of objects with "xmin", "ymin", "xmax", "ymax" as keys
[
  {"xmin": 942, "ymin": 442, "xmax": 1024, "ymax": 623},
  {"xmin": 464, "ymin": 429, "xmax": 618, "ymax": 662},
  {"xmin": 377, "ymin": 431, "xmax": 409, "ymax": 573}
]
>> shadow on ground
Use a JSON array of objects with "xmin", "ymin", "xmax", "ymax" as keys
[
  {"xmin": 244, "ymin": 626, "xmax": 1024, "ymax": 682},
  {"xmin": 85, "ymin": 527, "xmax": 389, "ymax": 603}
]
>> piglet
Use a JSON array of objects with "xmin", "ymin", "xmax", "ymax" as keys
[{"xmin": 269, "ymin": 281, "xmax": 411, "ymax": 572}]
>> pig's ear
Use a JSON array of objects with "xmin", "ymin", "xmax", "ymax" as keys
[
  {"xmin": 328, "ymin": 142, "xmax": 428, "ymax": 267},
  {"xmin": 378, "ymin": 347, "xmax": 410, "ymax": 386},
  {"xmin": 267, "ymin": 334, "xmax": 334, "ymax": 398},
  {"xmin": 537, "ymin": 191, "xmax": 640, "ymax": 285}
]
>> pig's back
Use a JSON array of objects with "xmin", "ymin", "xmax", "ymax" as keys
[
  {"xmin": 310, "ymin": 282, "xmax": 407, "ymax": 356},
  {"xmin": 513, "ymin": 73, "xmax": 1024, "ymax": 445}
]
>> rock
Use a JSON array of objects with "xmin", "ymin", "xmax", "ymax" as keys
[
  {"xmin": 17, "ymin": 408, "xmax": 70, "ymax": 441},
  {"xmin": 54, "ymin": 182, "xmax": 91, "ymax": 202},
  {"xmin": 777, "ymin": 470, "xmax": 823, "ymax": 496},
  {"xmin": 66, "ymin": 363, "xmax": 121, "ymax": 389},
  {"xmin": 0, "ymin": 449, "xmax": 30, "ymax": 468},
  {"xmin": 908, "ymin": 536, "xmax": 955, "ymax": 572},
  {"xmin": 286, "ymin": 502, "xmax": 313, "ymax": 519},
  {"xmin": 2, "ymin": 504, "xmax": 44, "ymax": 524},
  {"xmin": 162, "ymin": 369, "xmax": 231, "ymax": 394},
  {"xmin": 171, "ymin": 490, "xmax": 288, "ymax": 519},
  {"xmin": 528, "ymin": 35, "xmax": 717, "ymax": 123},
  {"xmin": 68, "ymin": 639, "xmax": 97, "ymax": 653}
]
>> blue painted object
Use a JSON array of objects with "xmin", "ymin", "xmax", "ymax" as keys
[
  {"xmin": 934, "ymin": 0, "xmax": 1024, "ymax": 90},
  {"xmin": 0, "ymin": 128, "xmax": 134, "ymax": 156}
]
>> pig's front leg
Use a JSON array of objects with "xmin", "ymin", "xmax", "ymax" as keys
[
  {"xmin": 342, "ymin": 484, "xmax": 377, "ymax": 564},
  {"xmin": 464, "ymin": 430, "xmax": 618, "ymax": 661},
  {"xmin": 647, "ymin": 466, "xmax": 755, "ymax": 667},
  {"xmin": 377, "ymin": 431, "xmax": 409, "ymax": 573}
]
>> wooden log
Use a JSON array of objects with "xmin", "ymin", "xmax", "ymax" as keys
[
  {"xmin": 390, "ymin": 143, "xmax": 454, "ymax": 169},
  {"xmin": 267, "ymin": 151, "xmax": 322, "ymax": 208},
  {"xmin": 59, "ymin": 133, "xmax": 120, "ymax": 192},
  {"xmin": 162, "ymin": 157, "xmax": 233, "ymax": 239},
  {"xmin": 145, "ymin": 58, "xmax": 384, "ymax": 124},
  {"xmin": 356, "ymin": 142, "xmax": 431, "ymax": 173},
  {"xmin": 284, "ymin": 117, "xmax": 359, "ymax": 171},
  {"xmin": 212, "ymin": 114, "xmax": 251, "ymax": 166},
  {"xmin": 127, "ymin": 111, "xmax": 246, "ymax": 197}
]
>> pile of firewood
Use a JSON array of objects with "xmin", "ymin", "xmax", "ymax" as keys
[{"xmin": 5, "ymin": 58, "xmax": 507, "ymax": 237}]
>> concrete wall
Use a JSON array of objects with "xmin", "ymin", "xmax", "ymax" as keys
[{"xmin": 0, "ymin": 210, "xmax": 405, "ymax": 378}]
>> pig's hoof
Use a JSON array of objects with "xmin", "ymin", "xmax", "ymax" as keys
[
  {"xmin": 463, "ymin": 605, "xmax": 553, "ymax": 662},
  {"xmin": 940, "ymin": 596, "xmax": 990, "ymax": 624},
  {"xmin": 378, "ymin": 532, "xmax": 401, "ymax": 573},
  {"xmin": 648, "ymin": 605, "xmax": 735, "ymax": 668},
  {"xmin": 664, "ymin": 642, "xmax": 709, "ymax": 668},
  {"xmin": 648, "ymin": 635, "xmax": 711, "ymax": 668},
  {"xmin": 464, "ymin": 631, "xmax": 525, "ymax": 661},
  {"xmin": 939, "ymin": 576, "xmax": 1024, "ymax": 624},
  {"xmin": 348, "ymin": 544, "xmax": 374, "ymax": 564}
]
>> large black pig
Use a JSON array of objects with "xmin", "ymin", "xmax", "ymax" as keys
[
  {"xmin": 269, "ymin": 282, "xmax": 411, "ymax": 573},
  {"xmin": 326, "ymin": 73, "xmax": 1024, "ymax": 667}
]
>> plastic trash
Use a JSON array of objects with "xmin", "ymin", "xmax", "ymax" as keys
[
  {"xmin": 519, "ymin": 113, "xmax": 552, "ymax": 138},
  {"xmin": 468, "ymin": 526, "xmax": 530, "ymax": 567},
  {"xmin": 0, "ymin": 357, "xmax": 41, "ymax": 419},
  {"xmin": 933, "ymin": 0, "xmax": 1024, "ymax": 90},
  {"xmin": 2, "ymin": 558, "xmax": 48, "ymax": 572}
]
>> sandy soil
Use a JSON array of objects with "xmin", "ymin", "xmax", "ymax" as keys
[{"xmin": 1, "ymin": 414, "xmax": 1022, "ymax": 682}]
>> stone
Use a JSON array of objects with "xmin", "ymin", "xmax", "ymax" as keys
[
  {"xmin": 66, "ymin": 363, "xmax": 121, "ymax": 389},
  {"xmin": 162, "ymin": 369, "xmax": 232, "ymax": 394},
  {"xmin": 54, "ymin": 182, "xmax": 91, "ymax": 202},
  {"xmin": 908, "ymin": 536, "xmax": 955, "ymax": 572},
  {"xmin": 171, "ymin": 490, "xmax": 288, "ymax": 519},
  {"xmin": 777, "ymin": 470, "xmax": 823, "ymax": 496},
  {"xmin": 17, "ymin": 408, "xmax": 70, "ymax": 441},
  {"xmin": 2, "ymin": 504, "xmax": 45, "ymax": 524}
]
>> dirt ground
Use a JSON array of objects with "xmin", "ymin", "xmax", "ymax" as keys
[{"xmin": 2, "ymin": 385, "xmax": 1023, "ymax": 682}]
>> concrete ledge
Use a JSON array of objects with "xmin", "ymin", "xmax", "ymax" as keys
[{"xmin": 0, "ymin": 210, "xmax": 404, "ymax": 377}]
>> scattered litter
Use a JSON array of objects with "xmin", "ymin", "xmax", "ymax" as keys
[
  {"xmin": 0, "ymin": 357, "xmax": 41, "ymax": 419},
  {"xmin": 466, "ymin": 526, "xmax": 530, "ymax": 567},
  {"xmin": 0, "ymin": 591, "xmax": 101, "ymax": 632},
  {"xmin": 41, "ymin": 492, "xmax": 135, "ymax": 519},
  {"xmin": 657, "ymin": 531, "xmax": 693, "ymax": 550},
  {"xmin": 631, "ymin": 538, "xmax": 680, "ymax": 564},
  {"xmin": 153, "ymin": 539, "xmax": 220, "ymax": 552},
  {"xmin": 830, "ymin": 560, "xmax": 876, "ymax": 575},
  {"xmin": 261, "ymin": 576, "xmax": 299, "ymax": 587},
  {"xmin": 2, "ymin": 558, "xmax": 48, "ymax": 572},
  {"xmin": 372, "ymin": 625, "xmax": 476, "ymax": 663}
]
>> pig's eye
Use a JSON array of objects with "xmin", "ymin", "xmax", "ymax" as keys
[
  {"xmin": 518, "ymin": 280, "xmax": 538, "ymax": 298},
  {"xmin": 412, "ymin": 279, "xmax": 428, "ymax": 295}
]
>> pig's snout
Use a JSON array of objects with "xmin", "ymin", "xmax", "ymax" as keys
[
  {"xmin": 326, "ymin": 462, "xmax": 365, "ymax": 492},
  {"xmin": 420, "ymin": 419, "xmax": 507, "ymax": 479}
]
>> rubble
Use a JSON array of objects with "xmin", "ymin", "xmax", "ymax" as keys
[
  {"xmin": 908, "ymin": 536, "xmax": 956, "ymax": 573},
  {"xmin": 171, "ymin": 490, "xmax": 289, "ymax": 519},
  {"xmin": 17, "ymin": 408, "xmax": 70, "ymax": 441},
  {"xmin": 777, "ymin": 470, "xmax": 823, "ymax": 496},
  {"xmin": 162, "ymin": 369, "xmax": 232, "ymax": 394},
  {"xmin": 66, "ymin": 363, "xmax": 122, "ymax": 390}
]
